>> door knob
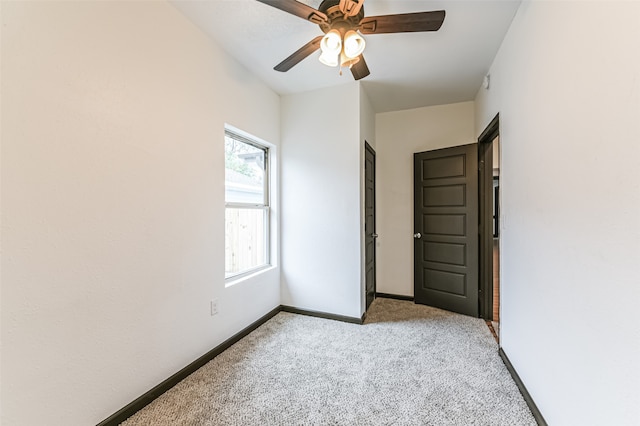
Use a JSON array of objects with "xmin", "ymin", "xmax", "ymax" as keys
[
  {"xmin": 414, "ymin": 233, "xmax": 421, "ymax": 239},
  {"xmin": 372, "ymin": 233, "xmax": 379, "ymax": 238}
]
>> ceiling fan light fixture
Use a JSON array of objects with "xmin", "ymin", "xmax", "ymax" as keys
[
  {"xmin": 319, "ymin": 50, "xmax": 340, "ymax": 67},
  {"xmin": 340, "ymin": 50, "xmax": 360, "ymax": 69},
  {"xmin": 319, "ymin": 29, "xmax": 342, "ymax": 67},
  {"xmin": 261, "ymin": 0, "xmax": 446, "ymax": 80},
  {"xmin": 320, "ymin": 29, "xmax": 342, "ymax": 54},
  {"xmin": 343, "ymin": 30, "xmax": 365, "ymax": 59}
]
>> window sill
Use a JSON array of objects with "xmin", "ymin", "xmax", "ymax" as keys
[{"xmin": 225, "ymin": 265, "xmax": 276, "ymax": 288}]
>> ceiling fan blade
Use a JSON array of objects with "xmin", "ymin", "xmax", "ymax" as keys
[
  {"xmin": 274, "ymin": 36, "xmax": 323, "ymax": 72},
  {"xmin": 359, "ymin": 10, "xmax": 445, "ymax": 34},
  {"xmin": 350, "ymin": 55, "xmax": 370, "ymax": 81},
  {"xmin": 256, "ymin": 0, "xmax": 328, "ymax": 24}
]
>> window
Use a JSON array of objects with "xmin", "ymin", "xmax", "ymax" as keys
[{"xmin": 224, "ymin": 129, "xmax": 270, "ymax": 279}]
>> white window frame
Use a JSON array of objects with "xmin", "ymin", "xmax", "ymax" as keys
[{"xmin": 224, "ymin": 129, "xmax": 270, "ymax": 281}]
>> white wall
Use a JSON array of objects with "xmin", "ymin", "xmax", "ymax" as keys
[
  {"xmin": 280, "ymin": 83, "xmax": 363, "ymax": 318},
  {"xmin": 359, "ymin": 86, "xmax": 376, "ymax": 313},
  {"xmin": 359, "ymin": 87, "xmax": 376, "ymax": 150},
  {"xmin": 1, "ymin": 1, "xmax": 281, "ymax": 424},
  {"xmin": 475, "ymin": 1, "xmax": 640, "ymax": 424},
  {"xmin": 375, "ymin": 102, "xmax": 476, "ymax": 297}
]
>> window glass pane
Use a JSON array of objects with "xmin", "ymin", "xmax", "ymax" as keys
[
  {"xmin": 225, "ymin": 207, "xmax": 267, "ymax": 277},
  {"xmin": 225, "ymin": 136, "xmax": 265, "ymax": 204}
]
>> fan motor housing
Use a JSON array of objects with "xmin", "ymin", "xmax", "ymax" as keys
[{"xmin": 318, "ymin": 0, "xmax": 364, "ymax": 34}]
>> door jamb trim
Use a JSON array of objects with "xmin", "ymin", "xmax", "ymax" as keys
[
  {"xmin": 364, "ymin": 141, "xmax": 376, "ymax": 311},
  {"xmin": 478, "ymin": 113, "xmax": 499, "ymax": 320}
]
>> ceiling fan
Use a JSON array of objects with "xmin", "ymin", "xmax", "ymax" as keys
[{"xmin": 256, "ymin": 0, "xmax": 446, "ymax": 80}]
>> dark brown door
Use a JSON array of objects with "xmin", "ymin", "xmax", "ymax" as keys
[
  {"xmin": 414, "ymin": 144, "xmax": 478, "ymax": 317},
  {"xmin": 365, "ymin": 142, "xmax": 376, "ymax": 310}
]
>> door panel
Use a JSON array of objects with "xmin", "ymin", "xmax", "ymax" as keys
[
  {"xmin": 423, "ymin": 185, "xmax": 466, "ymax": 207},
  {"xmin": 365, "ymin": 143, "xmax": 376, "ymax": 310},
  {"xmin": 423, "ymin": 214, "xmax": 466, "ymax": 235},
  {"xmin": 423, "ymin": 269, "xmax": 466, "ymax": 295},
  {"xmin": 420, "ymin": 156, "xmax": 465, "ymax": 179},
  {"xmin": 414, "ymin": 144, "xmax": 478, "ymax": 317},
  {"xmin": 424, "ymin": 242, "xmax": 466, "ymax": 265}
]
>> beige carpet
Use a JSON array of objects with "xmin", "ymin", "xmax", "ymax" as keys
[{"xmin": 122, "ymin": 298, "xmax": 536, "ymax": 425}]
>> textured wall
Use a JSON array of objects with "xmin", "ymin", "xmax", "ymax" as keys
[
  {"xmin": 280, "ymin": 83, "xmax": 363, "ymax": 318},
  {"xmin": 359, "ymin": 86, "xmax": 376, "ymax": 313},
  {"xmin": 474, "ymin": 1, "xmax": 640, "ymax": 424},
  {"xmin": 1, "ymin": 1, "xmax": 280, "ymax": 424}
]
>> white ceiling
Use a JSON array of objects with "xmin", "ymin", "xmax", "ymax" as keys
[{"xmin": 170, "ymin": 0, "xmax": 521, "ymax": 112}]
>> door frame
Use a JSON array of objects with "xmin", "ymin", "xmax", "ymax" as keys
[
  {"xmin": 478, "ymin": 113, "xmax": 499, "ymax": 320},
  {"xmin": 364, "ymin": 141, "xmax": 376, "ymax": 310}
]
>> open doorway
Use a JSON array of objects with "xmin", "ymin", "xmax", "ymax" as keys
[
  {"xmin": 478, "ymin": 114, "xmax": 500, "ymax": 341},
  {"xmin": 491, "ymin": 137, "xmax": 500, "ymax": 340},
  {"xmin": 412, "ymin": 115, "xmax": 500, "ymax": 327}
]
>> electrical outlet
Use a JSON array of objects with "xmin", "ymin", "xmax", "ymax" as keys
[{"xmin": 210, "ymin": 299, "xmax": 219, "ymax": 316}]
